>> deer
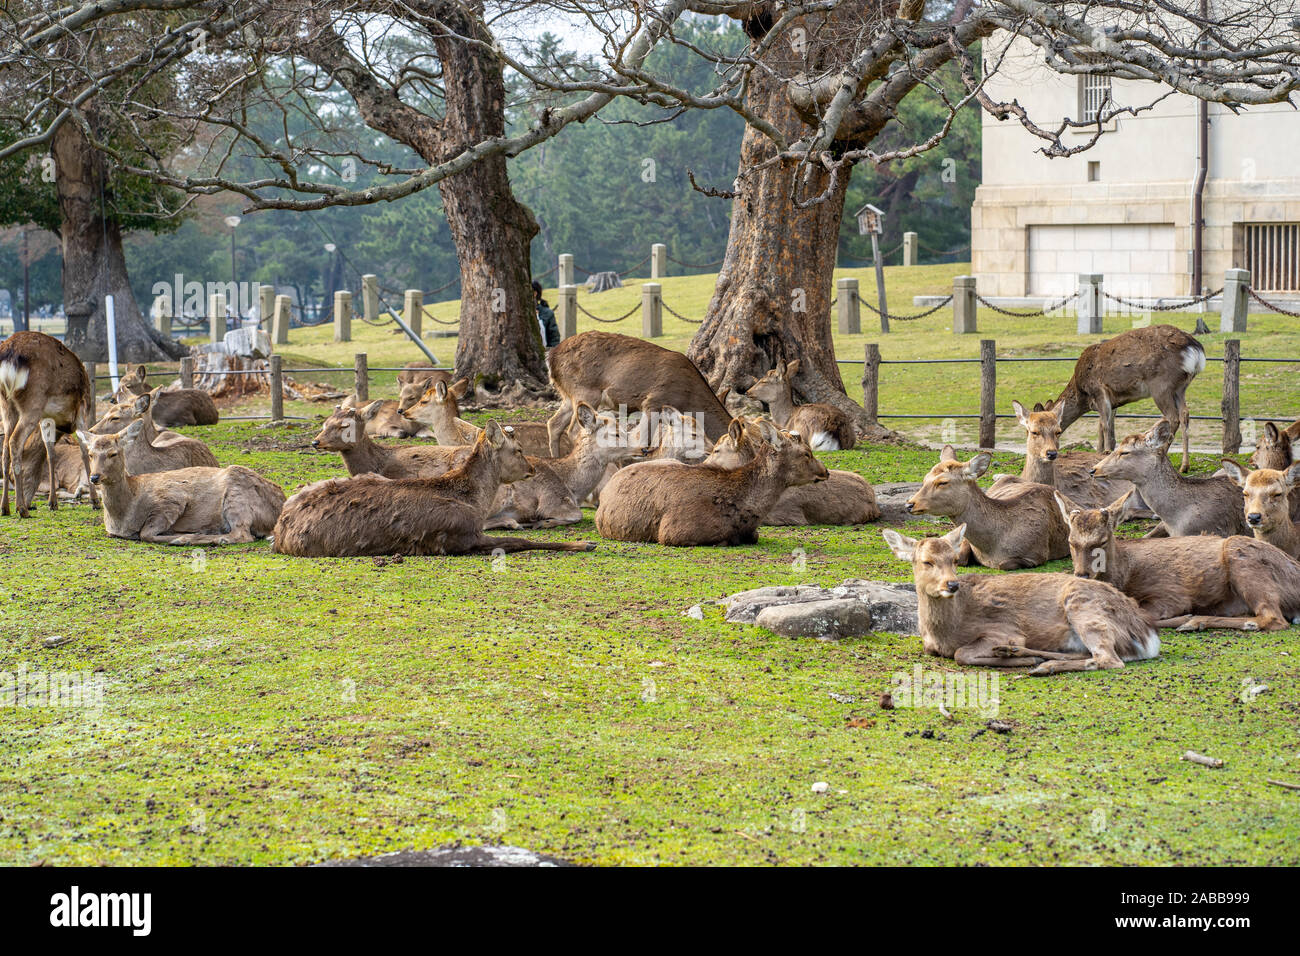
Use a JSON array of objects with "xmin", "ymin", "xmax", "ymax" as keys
[
  {"xmin": 1220, "ymin": 460, "xmax": 1300, "ymax": 560},
  {"xmin": 406, "ymin": 377, "xmax": 566, "ymax": 456},
  {"xmin": 92, "ymin": 393, "xmax": 218, "ymax": 473},
  {"xmin": 595, "ymin": 419, "xmax": 828, "ymax": 546},
  {"xmin": 704, "ymin": 418, "xmax": 878, "ymax": 525},
  {"xmin": 1056, "ymin": 490, "xmax": 1300, "ymax": 632},
  {"xmin": 339, "ymin": 393, "xmax": 431, "ymax": 439},
  {"xmin": 1091, "ymin": 420, "xmax": 1249, "ymax": 538},
  {"xmin": 312, "ymin": 404, "xmax": 471, "ymax": 480},
  {"xmin": 11, "ymin": 422, "xmax": 91, "ymax": 510},
  {"xmin": 111, "ymin": 365, "xmax": 219, "ymax": 427},
  {"xmin": 744, "ymin": 359, "xmax": 856, "ymax": 450},
  {"xmin": 883, "ymin": 524, "xmax": 1160, "ymax": 675},
  {"xmin": 1046, "ymin": 324, "xmax": 1204, "ymax": 472},
  {"xmin": 0, "ymin": 331, "xmax": 98, "ymax": 517},
  {"xmin": 546, "ymin": 330, "xmax": 732, "ymax": 456},
  {"xmin": 905, "ymin": 446, "xmax": 1070, "ymax": 570},
  {"xmin": 486, "ymin": 403, "xmax": 640, "ymax": 530},
  {"xmin": 396, "ymin": 361, "xmax": 450, "ymax": 388},
  {"xmin": 1249, "ymin": 421, "xmax": 1300, "ymax": 521},
  {"xmin": 83, "ymin": 430, "xmax": 284, "ymax": 544},
  {"xmin": 272, "ymin": 420, "xmax": 596, "ymax": 557}
]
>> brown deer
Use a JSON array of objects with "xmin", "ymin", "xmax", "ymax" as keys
[
  {"xmin": 1249, "ymin": 421, "xmax": 1300, "ymax": 521},
  {"xmin": 12, "ymin": 423, "xmax": 90, "ymax": 510},
  {"xmin": 1221, "ymin": 460, "xmax": 1300, "ymax": 560},
  {"xmin": 1056, "ymin": 490, "xmax": 1300, "ymax": 632},
  {"xmin": 595, "ymin": 419, "xmax": 828, "ymax": 546},
  {"xmin": 546, "ymin": 331, "xmax": 731, "ymax": 456},
  {"xmin": 339, "ymin": 394, "xmax": 430, "ymax": 439},
  {"xmin": 0, "ymin": 331, "xmax": 97, "ymax": 517},
  {"xmin": 704, "ymin": 419, "xmax": 878, "ymax": 525},
  {"xmin": 745, "ymin": 360, "xmax": 856, "ymax": 450},
  {"xmin": 486, "ymin": 403, "xmax": 638, "ymax": 529},
  {"xmin": 1091, "ymin": 420, "xmax": 1248, "ymax": 538},
  {"xmin": 83, "ymin": 430, "xmax": 284, "ymax": 544},
  {"xmin": 312, "ymin": 405, "xmax": 471, "ymax": 479},
  {"xmin": 1048, "ymin": 324, "xmax": 1204, "ymax": 472},
  {"xmin": 93, "ymin": 393, "xmax": 218, "ymax": 473},
  {"xmin": 905, "ymin": 446, "xmax": 1070, "ymax": 570},
  {"xmin": 272, "ymin": 421, "xmax": 596, "ymax": 557},
  {"xmin": 112, "ymin": 365, "xmax": 219, "ymax": 427},
  {"xmin": 406, "ymin": 377, "xmax": 566, "ymax": 456},
  {"xmin": 883, "ymin": 524, "xmax": 1160, "ymax": 675},
  {"xmin": 396, "ymin": 361, "xmax": 450, "ymax": 388}
]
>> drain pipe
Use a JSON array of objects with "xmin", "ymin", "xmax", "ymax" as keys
[{"xmin": 1190, "ymin": 0, "xmax": 1209, "ymax": 296}]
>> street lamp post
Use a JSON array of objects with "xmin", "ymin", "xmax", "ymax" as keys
[{"xmin": 225, "ymin": 215, "xmax": 241, "ymax": 325}]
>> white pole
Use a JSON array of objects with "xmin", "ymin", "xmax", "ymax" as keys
[{"xmin": 104, "ymin": 295, "xmax": 120, "ymax": 392}]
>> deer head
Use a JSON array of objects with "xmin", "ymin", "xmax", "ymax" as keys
[
  {"xmin": 1054, "ymin": 489, "xmax": 1133, "ymax": 578},
  {"xmin": 82, "ymin": 431, "xmax": 128, "ymax": 486},
  {"xmin": 745, "ymin": 359, "xmax": 798, "ymax": 408},
  {"xmin": 906, "ymin": 446, "xmax": 992, "ymax": 517},
  {"xmin": 478, "ymin": 421, "xmax": 532, "ymax": 483},
  {"xmin": 313, "ymin": 405, "xmax": 370, "ymax": 451},
  {"xmin": 1091, "ymin": 420, "xmax": 1175, "ymax": 480},
  {"xmin": 406, "ymin": 377, "xmax": 471, "ymax": 426},
  {"xmin": 93, "ymin": 392, "xmax": 152, "ymax": 434},
  {"xmin": 1012, "ymin": 399, "xmax": 1065, "ymax": 462},
  {"xmin": 1250, "ymin": 422, "xmax": 1294, "ymax": 471},
  {"xmin": 1222, "ymin": 459, "xmax": 1300, "ymax": 532},
  {"xmin": 883, "ymin": 525, "xmax": 967, "ymax": 598}
]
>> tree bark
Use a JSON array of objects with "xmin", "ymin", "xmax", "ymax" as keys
[{"xmin": 51, "ymin": 117, "xmax": 184, "ymax": 363}]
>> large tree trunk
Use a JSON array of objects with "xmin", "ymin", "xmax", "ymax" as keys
[
  {"xmin": 51, "ymin": 118, "xmax": 184, "ymax": 363},
  {"xmin": 435, "ymin": 13, "xmax": 546, "ymax": 395}
]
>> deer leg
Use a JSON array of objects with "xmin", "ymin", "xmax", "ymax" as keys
[
  {"xmin": 74, "ymin": 433, "xmax": 100, "ymax": 509},
  {"xmin": 6, "ymin": 413, "xmax": 39, "ymax": 519},
  {"xmin": 0, "ymin": 412, "xmax": 10, "ymax": 517},
  {"xmin": 991, "ymin": 644, "xmax": 1093, "ymax": 661},
  {"xmin": 468, "ymin": 534, "xmax": 595, "ymax": 554},
  {"xmin": 1094, "ymin": 392, "xmax": 1115, "ymax": 453},
  {"xmin": 1174, "ymin": 615, "xmax": 1276, "ymax": 632},
  {"xmin": 41, "ymin": 421, "xmax": 58, "ymax": 511},
  {"xmin": 953, "ymin": 636, "xmax": 1071, "ymax": 669},
  {"xmin": 1027, "ymin": 657, "xmax": 1110, "ymax": 676}
]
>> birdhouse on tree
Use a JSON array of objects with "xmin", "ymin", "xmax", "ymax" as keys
[{"xmin": 855, "ymin": 203, "xmax": 884, "ymax": 236}]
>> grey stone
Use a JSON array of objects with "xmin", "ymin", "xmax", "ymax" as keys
[
  {"xmin": 724, "ymin": 585, "xmax": 828, "ymax": 624},
  {"xmin": 724, "ymin": 579, "xmax": 919, "ymax": 639},
  {"xmin": 872, "ymin": 481, "xmax": 924, "ymax": 523},
  {"xmin": 756, "ymin": 597, "xmax": 876, "ymax": 639}
]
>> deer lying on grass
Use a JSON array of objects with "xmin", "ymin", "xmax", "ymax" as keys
[
  {"xmin": 273, "ymin": 421, "xmax": 596, "ymax": 557},
  {"xmin": 745, "ymin": 360, "xmax": 856, "ymax": 451},
  {"xmin": 1056, "ymin": 490, "xmax": 1300, "ymax": 632},
  {"xmin": 595, "ymin": 419, "xmax": 828, "ymax": 546},
  {"xmin": 1048, "ymin": 324, "xmax": 1204, "ymax": 472},
  {"xmin": 112, "ymin": 365, "xmax": 219, "ymax": 427},
  {"xmin": 1, "ymin": 331, "xmax": 97, "ymax": 517},
  {"xmin": 1250, "ymin": 422, "xmax": 1300, "ymax": 520},
  {"xmin": 1091, "ymin": 420, "xmax": 1248, "ymax": 538},
  {"xmin": 546, "ymin": 330, "xmax": 732, "ymax": 456},
  {"xmin": 704, "ymin": 419, "xmax": 878, "ymax": 525},
  {"xmin": 12, "ymin": 423, "xmax": 90, "ymax": 510},
  {"xmin": 486, "ymin": 403, "xmax": 637, "ymax": 529},
  {"xmin": 94, "ymin": 393, "xmax": 218, "ymax": 473},
  {"xmin": 312, "ymin": 405, "xmax": 470, "ymax": 479},
  {"xmin": 338, "ymin": 393, "xmax": 430, "ymax": 439},
  {"xmin": 1221, "ymin": 460, "xmax": 1300, "ymax": 560},
  {"xmin": 406, "ymin": 377, "xmax": 566, "ymax": 456},
  {"xmin": 583, "ymin": 403, "xmax": 708, "ymax": 508},
  {"xmin": 905, "ymin": 446, "xmax": 1070, "ymax": 570},
  {"xmin": 396, "ymin": 361, "xmax": 450, "ymax": 388},
  {"xmin": 883, "ymin": 525, "xmax": 1160, "ymax": 675},
  {"xmin": 84, "ymin": 431, "xmax": 284, "ymax": 544}
]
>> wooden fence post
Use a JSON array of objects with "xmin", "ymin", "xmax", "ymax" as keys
[
  {"xmin": 404, "ymin": 289, "xmax": 423, "ymax": 339},
  {"xmin": 837, "ymin": 277, "xmax": 860, "ymax": 335},
  {"xmin": 270, "ymin": 355, "xmax": 283, "ymax": 422},
  {"xmin": 862, "ymin": 343, "xmax": 880, "ymax": 427},
  {"xmin": 333, "ymin": 290, "xmax": 352, "ymax": 343},
  {"xmin": 1221, "ymin": 338, "xmax": 1241, "ymax": 456},
  {"xmin": 180, "ymin": 356, "xmax": 194, "ymax": 389},
  {"xmin": 85, "ymin": 363, "xmax": 97, "ymax": 421},
  {"xmin": 979, "ymin": 339, "xmax": 996, "ymax": 449},
  {"xmin": 354, "ymin": 353, "xmax": 369, "ymax": 402}
]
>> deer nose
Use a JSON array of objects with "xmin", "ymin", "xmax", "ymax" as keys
[
  {"xmin": 905, "ymin": 500, "xmax": 915, "ymax": 513},
  {"xmin": 945, "ymin": 581, "xmax": 959, "ymax": 593},
  {"xmin": 1046, "ymin": 450, "xmax": 1058, "ymax": 460},
  {"xmin": 89, "ymin": 474, "xmax": 101, "ymax": 485},
  {"xmin": 1074, "ymin": 570, "xmax": 1090, "ymax": 578},
  {"xmin": 1248, "ymin": 513, "xmax": 1263, "ymax": 525},
  {"xmin": 1088, "ymin": 468, "xmax": 1097, "ymax": 477},
  {"xmin": 311, "ymin": 440, "xmax": 320, "ymax": 448}
]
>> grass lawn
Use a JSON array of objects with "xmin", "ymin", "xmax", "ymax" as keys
[{"xmin": 3, "ymin": 263, "xmax": 1299, "ymax": 866}]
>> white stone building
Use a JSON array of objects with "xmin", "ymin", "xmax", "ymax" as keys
[{"xmin": 972, "ymin": 35, "xmax": 1300, "ymax": 300}]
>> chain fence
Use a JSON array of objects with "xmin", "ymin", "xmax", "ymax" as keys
[
  {"xmin": 1247, "ymin": 287, "xmax": 1300, "ymax": 318},
  {"xmin": 858, "ymin": 292, "xmax": 955, "ymax": 322},
  {"xmin": 1101, "ymin": 288, "xmax": 1223, "ymax": 311},
  {"xmin": 574, "ymin": 300, "xmax": 640, "ymax": 324},
  {"xmin": 975, "ymin": 291, "xmax": 1079, "ymax": 317},
  {"xmin": 662, "ymin": 300, "xmax": 703, "ymax": 324}
]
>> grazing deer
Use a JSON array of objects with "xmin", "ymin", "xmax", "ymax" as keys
[
  {"xmin": 1221, "ymin": 460, "xmax": 1300, "ymax": 560},
  {"xmin": 83, "ymin": 430, "xmax": 284, "ymax": 544},
  {"xmin": 94, "ymin": 393, "xmax": 218, "ymax": 473},
  {"xmin": 745, "ymin": 360, "xmax": 856, "ymax": 450},
  {"xmin": 546, "ymin": 331, "xmax": 732, "ymax": 456},
  {"xmin": 905, "ymin": 446, "xmax": 1070, "ymax": 570},
  {"xmin": 1091, "ymin": 420, "xmax": 1248, "ymax": 538},
  {"xmin": 595, "ymin": 419, "xmax": 828, "ymax": 546},
  {"xmin": 273, "ymin": 421, "xmax": 596, "ymax": 557},
  {"xmin": 1056, "ymin": 490, "xmax": 1300, "ymax": 632},
  {"xmin": 1048, "ymin": 324, "xmax": 1204, "ymax": 472},
  {"xmin": 406, "ymin": 377, "xmax": 565, "ymax": 456},
  {"xmin": 312, "ymin": 404, "xmax": 471, "ymax": 479},
  {"xmin": 339, "ymin": 393, "xmax": 430, "ymax": 439},
  {"xmin": 704, "ymin": 419, "xmax": 878, "ymax": 525},
  {"xmin": 487, "ymin": 403, "xmax": 637, "ymax": 529},
  {"xmin": 1249, "ymin": 422, "xmax": 1300, "ymax": 521},
  {"xmin": 883, "ymin": 525, "xmax": 1160, "ymax": 675},
  {"xmin": 112, "ymin": 365, "xmax": 219, "ymax": 427},
  {"xmin": 0, "ymin": 331, "xmax": 97, "ymax": 517}
]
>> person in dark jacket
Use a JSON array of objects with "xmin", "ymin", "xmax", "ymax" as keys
[{"xmin": 533, "ymin": 279, "xmax": 560, "ymax": 348}]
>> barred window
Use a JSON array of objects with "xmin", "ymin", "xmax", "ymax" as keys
[
  {"xmin": 1245, "ymin": 223, "xmax": 1300, "ymax": 292},
  {"xmin": 1079, "ymin": 73, "xmax": 1112, "ymax": 123}
]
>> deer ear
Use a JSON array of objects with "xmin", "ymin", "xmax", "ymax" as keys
[
  {"xmin": 434, "ymin": 380, "xmax": 448, "ymax": 401},
  {"xmin": 940, "ymin": 444, "xmax": 957, "ymax": 462},
  {"xmin": 484, "ymin": 420, "xmax": 506, "ymax": 446},
  {"xmin": 575, "ymin": 402, "xmax": 597, "ymax": 430},
  {"xmin": 1053, "ymin": 491, "xmax": 1078, "ymax": 526},
  {"xmin": 1265, "ymin": 422, "xmax": 1281, "ymax": 442},
  {"xmin": 450, "ymin": 378, "xmax": 471, "ymax": 400},
  {"xmin": 942, "ymin": 523, "xmax": 966, "ymax": 553},
  {"xmin": 1012, "ymin": 400, "xmax": 1029, "ymax": 428},
  {"xmin": 785, "ymin": 359, "xmax": 800, "ymax": 378},
  {"xmin": 122, "ymin": 419, "xmax": 145, "ymax": 443},
  {"xmin": 1106, "ymin": 489, "xmax": 1136, "ymax": 527},
  {"xmin": 728, "ymin": 418, "xmax": 745, "ymax": 443},
  {"xmin": 133, "ymin": 393, "xmax": 151, "ymax": 413},
  {"xmin": 1147, "ymin": 420, "xmax": 1174, "ymax": 448},
  {"xmin": 75, "ymin": 429, "xmax": 91, "ymax": 446},
  {"xmin": 964, "ymin": 452, "xmax": 992, "ymax": 478},
  {"xmin": 1220, "ymin": 459, "xmax": 1248, "ymax": 486},
  {"xmin": 1285, "ymin": 462, "xmax": 1300, "ymax": 488},
  {"xmin": 882, "ymin": 528, "xmax": 918, "ymax": 562},
  {"xmin": 359, "ymin": 400, "xmax": 385, "ymax": 421}
]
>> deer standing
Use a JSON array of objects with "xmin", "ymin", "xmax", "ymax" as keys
[
  {"xmin": 883, "ymin": 525, "xmax": 1160, "ymax": 675},
  {"xmin": 905, "ymin": 446, "xmax": 1070, "ymax": 569},
  {"xmin": 745, "ymin": 360, "xmax": 857, "ymax": 451},
  {"xmin": 1048, "ymin": 324, "xmax": 1204, "ymax": 472},
  {"xmin": 83, "ymin": 430, "xmax": 284, "ymax": 544},
  {"xmin": 1056, "ymin": 490, "xmax": 1300, "ymax": 632},
  {"xmin": 273, "ymin": 421, "xmax": 595, "ymax": 557},
  {"xmin": 0, "ymin": 331, "xmax": 98, "ymax": 517},
  {"xmin": 1221, "ymin": 460, "xmax": 1300, "ymax": 560},
  {"xmin": 1091, "ymin": 420, "xmax": 1248, "ymax": 538}
]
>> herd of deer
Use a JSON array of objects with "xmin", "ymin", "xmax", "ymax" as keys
[{"xmin": 4, "ymin": 323, "xmax": 1299, "ymax": 677}]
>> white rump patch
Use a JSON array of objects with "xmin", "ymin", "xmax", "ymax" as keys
[
  {"xmin": 1135, "ymin": 627, "xmax": 1161, "ymax": 660},
  {"xmin": 0, "ymin": 360, "xmax": 29, "ymax": 396},
  {"xmin": 1181, "ymin": 345, "xmax": 1206, "ymax": 376},
  {"xmin": 39, "ymin": 418, "xmax": 56, "ymax": 444},
  {"xmin": 809, "ymin": 431, "xmax": 840, "ymax": 451}
]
